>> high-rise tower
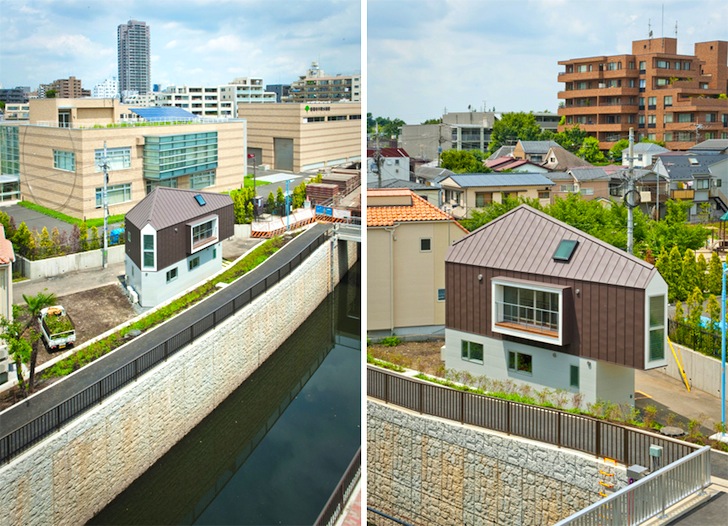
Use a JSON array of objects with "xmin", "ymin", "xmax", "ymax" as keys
[{"xmin": 117, "ymin": 19, "xmax": 150, "ymax": 99}]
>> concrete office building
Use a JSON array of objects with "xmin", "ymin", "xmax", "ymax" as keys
[
  {"xmin": 558, "ymin": 37, "xmax": 728, "ymax": 151},
  {"xmin": 118, "ymin": 19, "xmax": 151, "ymax": 97},
  {"xmin": 0, "ymin": 98, "xmax": 246, "ymax": 219},
  {"xmin": 238, "ymin": 102, "xmax": 361, "ymax": 173}
]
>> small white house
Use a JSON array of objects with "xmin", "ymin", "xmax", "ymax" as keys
[{"xmin": 124, "ymin": 187, "xmax": 234, "ymax": 308}]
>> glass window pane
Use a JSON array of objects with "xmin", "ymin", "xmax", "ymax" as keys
[
  {"xmin": 471, "ymin": 343, "xmax": 483, "ymax": 362},
  {"xmin": 650, "ymin": 328, "xmax": 665, "ymax": 361},
  {"xmin": 649, "ymin": 296, "xmax": 664, "ymax": 327},
  {"xmin": 143, "ymin": 235, "xmax": 154, "ymax": 250}
]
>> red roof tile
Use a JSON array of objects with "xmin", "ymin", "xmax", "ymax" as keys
[{"xmin": 367, "ymin": 189, "xmax": 468, "ymax": 233}]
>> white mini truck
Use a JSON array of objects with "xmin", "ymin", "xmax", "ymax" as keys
[{"xmin": 39, "ymin": 305, "xmax": 76, "ymax": 350}]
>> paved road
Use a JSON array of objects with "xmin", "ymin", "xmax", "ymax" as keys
[
  {"xmin": 1, "ymin": 203, "xmax": 76, "ymax": 236},
  {"xmin": 0, "ymin": 224, "xmax": 331, "ymax": 448}
]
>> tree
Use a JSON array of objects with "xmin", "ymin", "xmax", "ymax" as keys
[
  {"xmin": 706, "ymin": 252, "xmax": 723, "ymax": 295},
  {"xmin": 646, "ymin": 199, "xmax": 710, "ymax": 255},
  {"xmin": 696, "ymin": 253, "xmax": 708, "ymax": 293},
  {"xmin": 487, "ymin": 112, "xmax": 543, "ymax": 154},
  {"xmin": 440, "ymin": 149, "xmax": 488, "ymax": 173},
  {"xmin": 45, "ymin": 89, "xmax": 57, "ymax": 99},
  {"xmin": 461, "ymin": 196, "xmax": 541, "ymax": 231},
  {"xmin": 22, "ymin": 292, "xmax": 58, "ymax": 392},
  {"xmin": 12, "ymin": 222, "xmax": 35, "ymax": 259},
  {"xmin": 681, "ymin": 249, "xmax": 699, "ymax": 298},
  {"xmin": 421, "ymin": 118, "xmax": 442, "ymax": 124},
  {"xmin": 608, "ymin": 139, "xmax": 630, "ymax": 163},
  {"xmin": 0, "ymin": 314, "xmax": 33, "ymax": 393},
  {"xmin": 275, "ymin": 187, "xmax": 285, "ymax": 215},
  {"xmin": 553, "ymin": 125, "xmax": 586, "ymax": 153},
  {"xmin": 576, "ymin": 137, "xmax": 606, "ymax": 163}
]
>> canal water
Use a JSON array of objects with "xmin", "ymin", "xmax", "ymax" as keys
[{"xmin": 90, "ymin": 262, "xmax": 361, "ymax": 525}]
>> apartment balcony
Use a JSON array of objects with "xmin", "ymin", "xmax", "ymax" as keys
[{"xmin": 671, "ymin": 189, "xmax": 695, "ymax": 200}]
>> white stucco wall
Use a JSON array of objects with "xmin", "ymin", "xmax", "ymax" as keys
[
  {"xmin": 126, "ymin": 242, "xmax": 223, "ymax": 308},
  {"xmin": 443, "ymin": 329, "xmax": 635, "ymax": 406}
]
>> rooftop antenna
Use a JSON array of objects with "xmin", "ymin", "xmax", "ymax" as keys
[
  {"xmin": 661, "ymin": 3, "xmax": 664, "ymax": 39},
  {"xmin": 648, "ymin": 19, "xmax": 653, "ymax": 39},
  {"xmin": 675, "ymin": 21, "xmax": 678, "ymax": 38}
]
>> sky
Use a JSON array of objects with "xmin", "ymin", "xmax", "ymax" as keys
[
  {"xmin": 0, "ymin": 0, "xmax": 361, "ymax": 91},
  {"xmin": 368, "ymin": 0, "xmax": 728, "ymax": 124}
]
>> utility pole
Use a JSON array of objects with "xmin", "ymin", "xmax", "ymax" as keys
[
  {"xmin": 101, "ymin": 141, "xmax": 110, "ymax": 269},
  {"xmin": 626, "ymin": 127, "xmax": 635, "ymax": 255}
]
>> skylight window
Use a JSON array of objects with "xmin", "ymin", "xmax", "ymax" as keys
[
  {"xmin": 553, "ymin": 239, "xmax": 578, "ymax": 262},
  {"xmin": 194, "ymin": 194, "xmax": 206, "ymax": 206}
]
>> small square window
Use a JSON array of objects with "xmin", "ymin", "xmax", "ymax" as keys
[
  {"xmin": 508, "ymin": 351, "xmax": 532, "ymax": 374},
  {"xmin": 461, "ymin": 340, "xmax": 483, "ymax": 363},
  {"xmin": 570, "ymin": 365, "xmax": 579, "ymax": 388},
  {"xmin": 166, "ymin": 267, "xmax": 178, "ymax": 283},
  {"xmin": 437, "ymin": 288, "xmax": 446, "ymax": 301},
  {"xmin": 189, "ymin": 256, "xmax": 200, "ymax": 271},
  {"xmin": 420, "ymin": 238, "xmax": 431, "ymax": 251}
]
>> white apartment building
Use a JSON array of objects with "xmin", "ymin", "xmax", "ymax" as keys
[
  {"xmin": 286, "ymin": 62, "xmax": 361, "ymax": 103},
  {"xmin": 220, "ymin": 78, "xmax": 277, "ymax": 113},
  {"xmin": 157, "ymin": 86, "xmax": 235, "ymax": 118},
  {"xmin": 92, "ymin": 78, "xmax": 120, "ymax": 99}
]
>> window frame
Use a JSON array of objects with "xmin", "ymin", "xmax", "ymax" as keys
[
  {"xmin": 461, "ymin": 340, "xmax": 484, "ymax": 364},
  {"xmin": 420, "ymin": 238, "xmax": 432, "ymax": 252},
  {"xmin": 492, "ymin": 277, "xmax": 568, "ymax": 345},
  {"xmin": 507, "ymin": 350, "xmax": 533, "ymax": 375},
  {"xmin": 166, "ymin": 267, "xmax": 178, "ymax": 283},
  {"xmin": 142, "ymin": 234, "xmax": 155, "ymax": 269},
  {"xmin": 647, "ymin": 294, "xmax": 666, "ymax": 364},
  {"xmin": 53, "ymin": 150, "xmax": 75, "ymax": 172},
  {"xmin": 188, "ymin": 215, "xmax": 219, "ymax": 253}
]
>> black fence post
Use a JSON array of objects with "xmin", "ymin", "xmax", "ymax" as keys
[
  {"xmin": 623, "ymin": 427, "xmax": 630, "ymax": 466},
  {"xmin": 595, "ymin": 420, "xmax": 601, "ymax": 458},
  {"xmin": 557, "ymin": 412, "xmax": 562, "ymax": 449}
]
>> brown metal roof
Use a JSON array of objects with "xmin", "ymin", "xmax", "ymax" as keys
[
  {"xmin": 126, "ymin": 187, "xmax": 234, "ymax": 230},
  {"xmin": 446, "ymin": 204, "xmax": 658, "ymax": 288}
]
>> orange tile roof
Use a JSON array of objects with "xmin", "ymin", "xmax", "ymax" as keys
[{"xmin": 367, "ymin": 189, "xmax": 468, "ymax": 233}]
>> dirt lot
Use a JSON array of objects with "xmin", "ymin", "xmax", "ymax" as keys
[
  {"xmin": 368, "ymin": 339, "xmax": 445, "ymax": 377},
  {"xmin": 34, "ymin": 284, "xmax": 138, "ymax": 367}
]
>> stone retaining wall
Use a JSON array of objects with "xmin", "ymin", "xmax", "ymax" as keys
[
  {"xmin": 0, "ymin": 238, "xmax": 357, "ymax": 526},
  {"xmin": 367, "ymin": 401, "xmax": 626, "ymax": 526}
]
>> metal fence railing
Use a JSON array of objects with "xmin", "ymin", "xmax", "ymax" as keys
[
  {"xmin": 367, "ymin": 366, "xmax": 698, "ymax": 468},
  {"xmin": 554, "ymin": 445, "xmax": 712, "ymax": 525},
  {"xmin": 314, "ymin": 448, "xmax": 361, "ymax": 526},
  {"xmin": 668, "ymin": 318, "xmax": 720, "ymax": 358},
  {"xmin": 0, "ymin": 230, "xmax": 330, "ymax": 465}
]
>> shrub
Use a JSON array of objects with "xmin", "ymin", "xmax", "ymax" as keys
[{"xmin": 380, "ymin": 336, "xmax": 401, "ymax": 347}]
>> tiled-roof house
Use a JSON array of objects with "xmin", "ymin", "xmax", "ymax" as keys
[
  {"xmin": 438, "ymin": 173, "xmax": 553, "ymax": 218},
  {"xmin": 0, "ymin": 225, "xmax": 15, "ymax": 384},
  {"xmin": 443, "ymin": 205, "xmax": 668, "ymax": 406},
  {"xmin": 368, "ymin": 188, "xmax": 468, "ymax": 337},
  {"xmin": 540, "ymin": 146, "xmax": 593, "ymax": 171},
  {"xmin": 125, "ymin": 187, "xmax": 234, "ymax": 308},
  {"xmin": 513, "ymin": 140, "xmax": 560, "ymax": 163},
  {"xmin": 622, "ymin": 142, "xmax": 670, "ymax": 168}
]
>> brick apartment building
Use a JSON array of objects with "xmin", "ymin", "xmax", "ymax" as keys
[{"xmin": 558, "ymin": 38, "xmax": 728, "ymax": 151}]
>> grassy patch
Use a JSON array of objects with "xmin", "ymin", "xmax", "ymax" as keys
[
  {"xmin": 42, "ymin": 236, "xmax": 286, "ymax": 379},
  {"xmin": 367, "ymin": 353, "xmax": 405, "ymax": 372},
  {"xmin": 17, "ymin": 201, "xmax": 125, "ymax": 228},
  {"xmin": 244, "ymin": 174, "xmax": 271, "ymax": 188}
]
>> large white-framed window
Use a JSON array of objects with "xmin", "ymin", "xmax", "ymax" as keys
[
  {"xmin": 94, "ymin": 147, "xmax": 131, "ymax": 172},
  {"xmin": 492, "ymin": 278, "xmax": 568, "ymax": 345},
  {"xmin": 189, "ymin": 215, "xmax": 218, "ymax": 252},
  {"xmin": 95, "ymin": 183, "xmax": 132, "ymax": 208}
]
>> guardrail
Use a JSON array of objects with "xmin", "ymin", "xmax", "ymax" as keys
[
  {"xmin": 314, "ymin": 448, "xmax": 361, "ymax": 526},
  {"xmin": 0, "ymin": 230, "xmax": 330, "ymax": 464},
  {"xmin": 555, "ymin": 445, "xmax": 711, "ymax": 525},
  {"xmin": 367, "ymin": 366, "xmax": 698, "ymax": 468}
]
